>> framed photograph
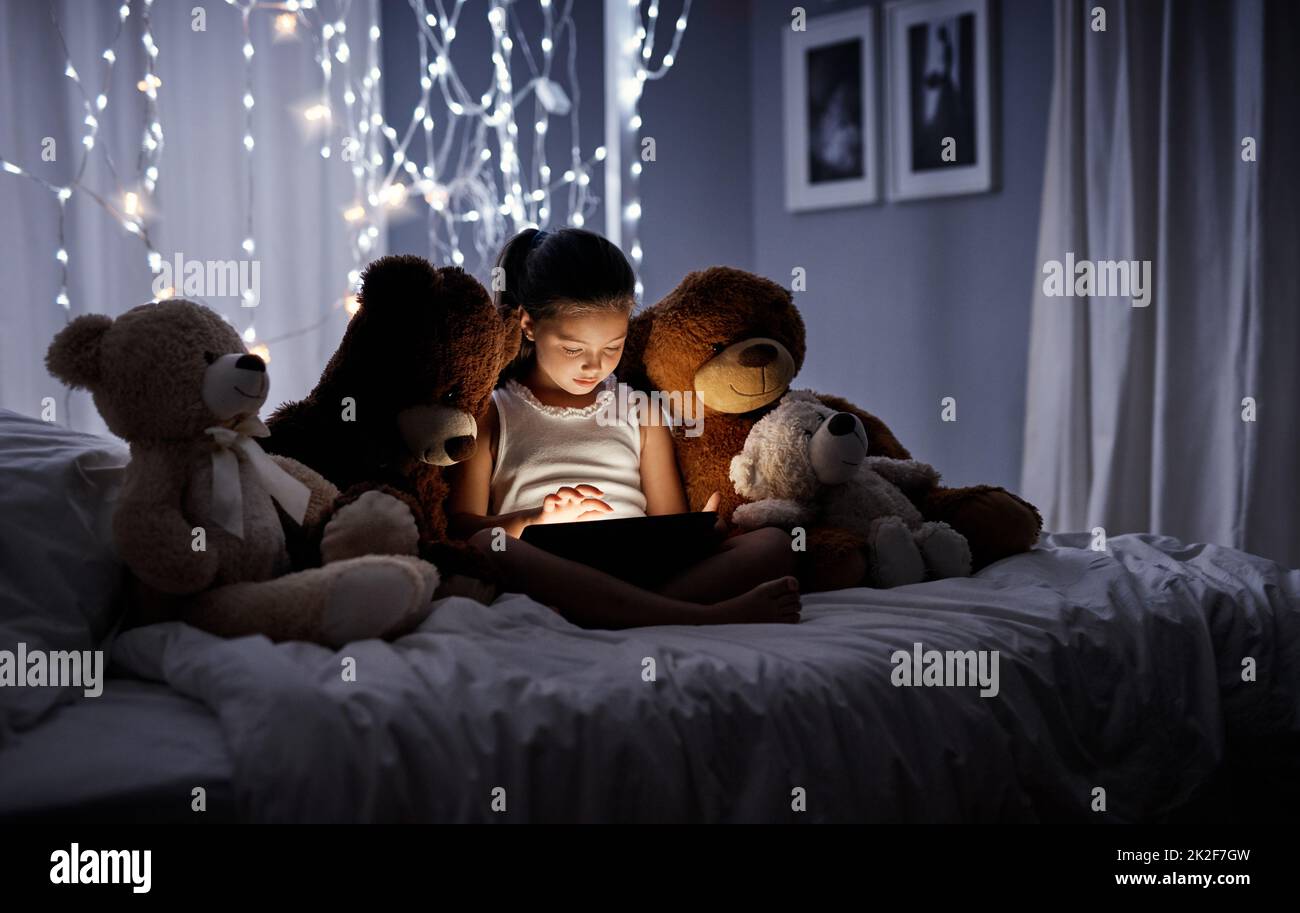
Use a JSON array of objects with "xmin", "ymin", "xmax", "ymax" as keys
[
  {"xmin": 885, "ymin": 0, "xmax": 996, "ymax": 201},
  {"xmin": 783, "ymin": 9, "xmax": 879, "ymax": 211}
]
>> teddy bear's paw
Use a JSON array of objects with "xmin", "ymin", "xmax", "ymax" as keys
[
  {"xmin": 915, "ymin": 521, "xmax": 972, "ymax": 579},
  {"xmin": 867, "ymin": 517, "xmax": 925, "ymax": 588},
  {"xmin": 320, "ymin": 556, "xmax": 439, "ymax": 646},
  {"xmin": 730, "ymin": 502, "xmax": 765, "ymax": 530},
  {"xmin": 321, "ymin": 490, "xmax": 420, "ymax": 563}
]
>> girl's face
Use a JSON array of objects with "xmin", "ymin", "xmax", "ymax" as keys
[{"xmin": 523, "ymin": 307, "xmax": 629, "ymax": 396}]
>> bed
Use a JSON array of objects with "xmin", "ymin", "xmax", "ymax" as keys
[{"xmin": 2, "ymin": 410, "xmax": 1297, "ymax": 822}]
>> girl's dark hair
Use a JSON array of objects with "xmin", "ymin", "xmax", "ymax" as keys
[{"xmin": 493, "ymin": 227, "xmax": 636, "ymax": 382}]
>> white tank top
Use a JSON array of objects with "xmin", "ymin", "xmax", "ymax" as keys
[{"xmin": 489, "ymin": 374, "xmax": 648, "ymax": 519}]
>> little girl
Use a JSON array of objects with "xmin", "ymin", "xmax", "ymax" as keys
[{"xmin": 446, "ymin": 228, "xmax": 800, "ymax": 628}]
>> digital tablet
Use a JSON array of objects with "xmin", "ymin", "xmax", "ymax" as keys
[{"xmin": 519, "ymin": 511, "xmax": 720, "ymax": 588}]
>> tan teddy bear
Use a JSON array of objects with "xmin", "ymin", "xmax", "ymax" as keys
[
  {"xmin": 45, "ymin": 299, "xmax": 441, "ymax": 648},
  {"xmin": 730, "ymin": 391, "xmax": 971, "ymax": 588}
]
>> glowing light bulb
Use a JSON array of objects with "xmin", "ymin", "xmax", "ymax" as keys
[
  {"xmin": 123, "ymin": 192, "xmax": 140, "ymax": 216},
  {"xmin": 343, "ymin": 204, "xmax": 366, "ymax": 222},
  {"xmin": 242, "ymin": 238, "xmax": 255, "ymax": 254},
  {"xmin": 381, "ymin": 184, "xmax": 407, "ymax": 208},
  {"xmin": 304, "ymin": 104, "xmax": 330, "ymax": 122},
  {"xmin": 274, "ymin": 13, "xmax": 297, "ymax": 35},
  {"xmin": 249, "ymin": 343, "xmax": 271, "ymax": 364},
  {"xmin": 345, "ymin": 294, "xmax": 360, "ymax": 316}
]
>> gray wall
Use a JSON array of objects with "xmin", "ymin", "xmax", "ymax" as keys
[
  {"xmin": 749, "ymin": 0, "xmax": 1054, "ymax": 490},
  {"xmin": 384, "ymin": 0, "xmax": 1054, "ymax": 490},
  {"xmin": 636, "ymin": 0, "xmax": 754, "ymax": 304}
]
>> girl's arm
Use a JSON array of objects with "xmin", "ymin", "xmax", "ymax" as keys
[
  {"xmin": 639, "ymin": 420, "xmax": 691, "ymax": 515},
  {"xmin": 446, "ymin": 399, "xmax": 539, "ymax": 538}
]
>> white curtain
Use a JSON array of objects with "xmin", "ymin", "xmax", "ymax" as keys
[
  {"xmin": 0, "ymin": 0, "xmax": 380, "ymax": 437},
  {"xmin": 1022, "ymin": 0, "xmax": 1300, "ymax": 567}
]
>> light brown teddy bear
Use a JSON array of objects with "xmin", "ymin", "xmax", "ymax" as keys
[{"xmin": 46, "ymin": 299, "xmax": 441, "ymax": 648}]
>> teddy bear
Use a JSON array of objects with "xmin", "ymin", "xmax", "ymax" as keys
[
  {"xmin": 729, "ymin": 391, "xmax": 971, "ymax": 587},
  {"xmin": 620, "ymin": 266, "xmax": 1041, "ymax": 590},
  {"xmin": 45, "ymin": 299, "xmax": 441, "ymax": 648},
  {"xmin": 263, "ymin": 255, "xmax": 521, "ymax": 585}
]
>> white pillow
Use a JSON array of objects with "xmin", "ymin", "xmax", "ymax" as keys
[{"xmin": 0, "ymin": 410, "xmax": 129, "ymax": 743}]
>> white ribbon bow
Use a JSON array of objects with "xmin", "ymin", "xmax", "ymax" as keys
[{"xmin": 204, "ymin": 416, "xmax": 310, "ymax": 538}]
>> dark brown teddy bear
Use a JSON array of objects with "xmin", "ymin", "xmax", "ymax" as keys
[
  {"xmin": 264, "ymin": 255, "xmax": 521, "ymax": 580},
  {"xmin": 621, "ymin": 267, "xmax": 1041, "ymax": 590}
]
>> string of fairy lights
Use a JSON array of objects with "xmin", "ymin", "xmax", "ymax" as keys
[{"xmin": 0, "ymin": 0, "xmax": 692, "ymax": 364}]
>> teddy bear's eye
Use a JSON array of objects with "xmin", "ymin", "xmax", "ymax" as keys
[
  {"xmin": 711, "ymin": 342, "xmax": 726, "ymax": 354},
  {"xmin": 442, "ymin": 386, "xmax": 460, "ymax": 404},
  {"xmin": 203, "ymin": 351, "xmax": 218, "ymax": 365}
]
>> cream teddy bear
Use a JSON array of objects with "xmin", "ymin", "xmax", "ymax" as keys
[
  {"xmin": 729, "ymin": 390, "xmax": 971, "ymax": 587},
  {"xmin": 46, "ymin": 299, "xmax": 440, "ymax": 647}
]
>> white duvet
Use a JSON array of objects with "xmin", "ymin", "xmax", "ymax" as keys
[{"xmin": 110, "ymin": 533, "xmax": 1300, "ymax": 822}]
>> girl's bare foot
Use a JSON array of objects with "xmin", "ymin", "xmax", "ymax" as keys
[{"xmin": 705, "ymin": 575, "xmax": 801, "ymax": 625}]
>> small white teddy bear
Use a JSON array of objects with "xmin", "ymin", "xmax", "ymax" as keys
[{"xmin": 729, "ymin": 390, "xmax": 971, "ymax": 588}]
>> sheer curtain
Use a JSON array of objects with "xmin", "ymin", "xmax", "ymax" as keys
[
  {"xmin": 1022, "ymin": 0, "xmax": 1300, "ymax": 567},
  {"xmin": 0, "ymin": 0, "xmax": 379, "ymax": 437}
]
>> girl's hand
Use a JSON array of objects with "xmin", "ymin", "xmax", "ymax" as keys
[
  {"xmin": 534, "ymin": 484, "xmax": 614, "ymax": 524},
  {"xmin": 703, "ymin": 490, "xmax": 729, "ymax": 537}
]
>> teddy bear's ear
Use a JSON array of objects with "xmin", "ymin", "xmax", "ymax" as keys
[
  {"xmin": 779, "ymin": 388, "xmax": 820, "ymax": 406},
  {"xmin": 46, "ymin": 314, "xmax": 113, "ymax": 390},
  {"xmin": 356, "ymin": 254, "xmax": 439, "ymax": 314}
]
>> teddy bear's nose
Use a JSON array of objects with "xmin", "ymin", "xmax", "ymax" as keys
[
  {"xmin": 235, "ymin": 354, "xmax": 266, "ymax": 373},
  {"xmin": 737, "ymin": 342, "xmax": 778, "ymax": 368},
  {"xmin": 827, "ymin": 413, "xmax": 857, "ymax": 436},
  {"xmin": 443, "ymin": 435, "xmax": 476, "ymax": 463}
]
